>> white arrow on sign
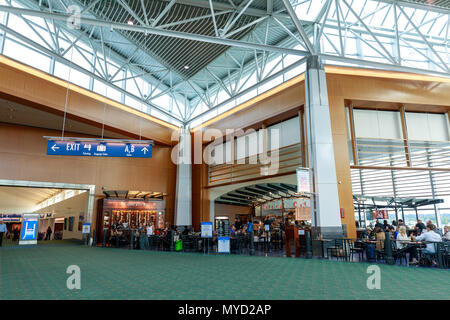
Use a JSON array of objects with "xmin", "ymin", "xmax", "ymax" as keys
[
  {"xmin": 51, "ymin": 144, "xmax": 60, "ymax": 152},
  {"xmin": 142, "ymin": 147, "xmax": 149, "ymax": 155}
]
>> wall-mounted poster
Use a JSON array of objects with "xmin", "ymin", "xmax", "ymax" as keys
[{"xmin": 68, "ymin": 216, "xmax": 74, "ymax": 231}]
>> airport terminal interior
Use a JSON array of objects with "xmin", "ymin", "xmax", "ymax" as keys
[{"xmin": 0, "ymin": 0, "xmax": 449, "ymax": 300}]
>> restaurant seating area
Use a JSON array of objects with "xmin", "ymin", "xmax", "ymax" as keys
[{"xmin": 98, "ymin": 223, "xmax": 450, "ymax": 269}]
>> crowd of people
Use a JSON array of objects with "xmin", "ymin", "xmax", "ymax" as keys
[
  {"xmin": 106, "ymin": 216, "xmax": 309, "ymax": 250},
  {"xmin": 358, "ymin": 218, "xmax": 449, "ymax": 266}
]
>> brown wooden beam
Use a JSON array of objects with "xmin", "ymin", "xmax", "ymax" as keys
[
  {"xmin": 0, "ymin": 91, "xmax": 174, "ymax": 146},
  {"xmin": 348, "ymin": 104, "xmax": 358, "ymax": 165},
  {"xmin": 299, "ymin": 109, "xmax": 306, "ymax": 167},
  {"xmin": 399, "ymin": 106, "xmax": 412, "ymax": 167}
]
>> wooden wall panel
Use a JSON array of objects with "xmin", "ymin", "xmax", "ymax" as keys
[
  {"xmin": 0, "ymin": 123, "xmax": 177, "ymax": 226},
  {"xmin": 327, "ymin": 90, "xmax": 357, "ymax": 239},
  {"xmin": 0, "ymin": 60, "xmax": 176, "ymax": 145},
  {"xmin": 327, "ymin": 73, "xmax": 450, "ymax": 108}
]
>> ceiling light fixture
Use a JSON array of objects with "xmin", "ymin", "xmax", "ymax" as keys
[
  {"xmin": 127, "ymin": 20, "xmax": 134, "ymax": 26},
  {"xmin": 184, "ymin": 65, "xmax": 189, "ymax": 70}
]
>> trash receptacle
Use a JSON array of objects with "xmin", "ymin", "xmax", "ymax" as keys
[{"xmin": 175, "ymin": 239, "xmax": 183, "ymax": 252}]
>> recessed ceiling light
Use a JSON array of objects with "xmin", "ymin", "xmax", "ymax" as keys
[
  {"xmin": 184, "ymin": 65, "xmax": 189, "ymax": 70},
  {"xmin": 127, "ymin": 20, "xmax": 134, "ymax": 25}
]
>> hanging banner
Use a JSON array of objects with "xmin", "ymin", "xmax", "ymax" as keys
[
  {"xmin": 19, "ymin": 213, "xmax": 39, "ymax": 245},
  {"xmin": 295, "ymin": 207, "xmax": 311, "ymax": 221},
  {"xmin": 46, "ymin": 140, "xmax": 152, "ymax": 158},
  {"xmin": 296, "ymin": 168, "xmax": 311, "ymax": 193}
]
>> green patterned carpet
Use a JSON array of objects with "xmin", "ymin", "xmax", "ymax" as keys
[{"xmin": 0, "ymin": 244, "xmax": 449, "ymax": 300}]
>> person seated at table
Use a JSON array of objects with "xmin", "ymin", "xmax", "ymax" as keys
[
  {"xmin": 415, "ymin": 219, "xmax": 426, "ymax": 235},
  {"xmin": 392, "ymin": 226, "xmax": 399, "ymax": 239},
  {"xmin": 359, "ymin": 228, "xmax": 369, "ymax": 239},
  {"xmin": 374, "ymin": 226, "xmax": 385, "ymax": 251},
  {"xmin": 430, "ymin": 223, "xmax": 443, "ymax": 236},
  {"xmin": 182, "ymin": 226, "xmax": 189, "ymax": 236},
  {"xmin": 396, "ymin": 226, "xmax": 419, "ymax": 265},
  {"xmin": 398, "ymin": 219, "xmax": 409, "ymax": 230},
  {"xmin": 412, "ymin": 224, "xmax": 442, "ymax": 266},
  {"xmin": 443, "ymin": 226, "xmax": 450, "ymax": 241}
]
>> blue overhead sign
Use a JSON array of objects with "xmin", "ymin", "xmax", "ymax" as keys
[{"xmin": 46, "ymin": 141, "xmax": 152, "ymax": 158}]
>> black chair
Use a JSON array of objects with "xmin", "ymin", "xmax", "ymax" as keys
[
  {"xmin": 423, "ymin": 242, "xmax": 447, "ymax": 268},
  {"xmin": 391, "ymin": 241, "xmax": 408, "ymax": 265},
  {"xmin": 415, "ymin": 242, "xmax": 444, "ymax": 267},
  {"xmin": 327, "ymin": 239, "xmax": 345, "ymax": 261},
  {"xmin": 349, "ymin": 239, "xmax": 365, "ymax": 262},
  {"xmin": 443, "ymin": 242, "xmax": 450, "ymax": 268}
]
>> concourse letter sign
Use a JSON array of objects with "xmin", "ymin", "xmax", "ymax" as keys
[
  {"xmin": 19, "ymin": 213, "xmax": 39, "ymax": 245},
  {"xmin": 46, "ymin": 140, "xmax": 152, "ymax": 158}
]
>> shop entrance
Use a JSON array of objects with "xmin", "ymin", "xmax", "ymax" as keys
[{"xmin": 96, "ymin": 190, "xmax": 167, "ymax": 247}]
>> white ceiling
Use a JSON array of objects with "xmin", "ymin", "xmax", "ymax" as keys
[{"xmin": 0, "ymin": 186, "xmax": 62, "ymax": 214}]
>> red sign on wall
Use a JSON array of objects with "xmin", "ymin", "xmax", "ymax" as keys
[{"xmin": 340, "ymin": 208, "xmax": 345, "ymax": 219}]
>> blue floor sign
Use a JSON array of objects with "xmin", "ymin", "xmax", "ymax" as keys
[{"xmin": 46, "ymin": 141, "xmax": 152, "ymax": 158}]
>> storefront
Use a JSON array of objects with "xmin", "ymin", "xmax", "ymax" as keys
[
  {"xmin": 0, "ymin": 214, "xmax": 22, "ymax": 237},
  {"xmin": 258, "ymin": 198, "xmax": 311, "ymax": 222},
  {"xmin": 97, "ymin": 198, "xmax": 166, "ymax": 244}
]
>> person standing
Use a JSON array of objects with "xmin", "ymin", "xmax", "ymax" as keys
[
  {"xmin": 46, "ymin": 226, "xmax": 52, "ymax": 240},
  {"xmin": 234, "ymin": 217, "xmax": 242, "ymax": 231},
  {"xmin": 146, "ymin": 223, "xmax": 154, "ymax": 249},
  {"xmin": 0, "ymin": 220, "xmax": 7, "ymax": 246},
  {"xmin": 13, "ymin": 227, "xmax": 20, "ymax": 241}
]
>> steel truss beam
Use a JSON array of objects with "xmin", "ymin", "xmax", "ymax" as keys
[
  {"xmin": 0, "ymin": 5, "xmax": 309, "ymax": 57},
  {"xmin": 0, "ymin": 0, "xmax": 449, "ymax": 126}
]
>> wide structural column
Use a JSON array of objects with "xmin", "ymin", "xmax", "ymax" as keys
[
  {"xmin": 305, "ymin": 55, "xmax": 343, "ymax": 239},
  {"xmin": 174, "ymin": 128, "xmax": 192, "ymax": 228}
]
